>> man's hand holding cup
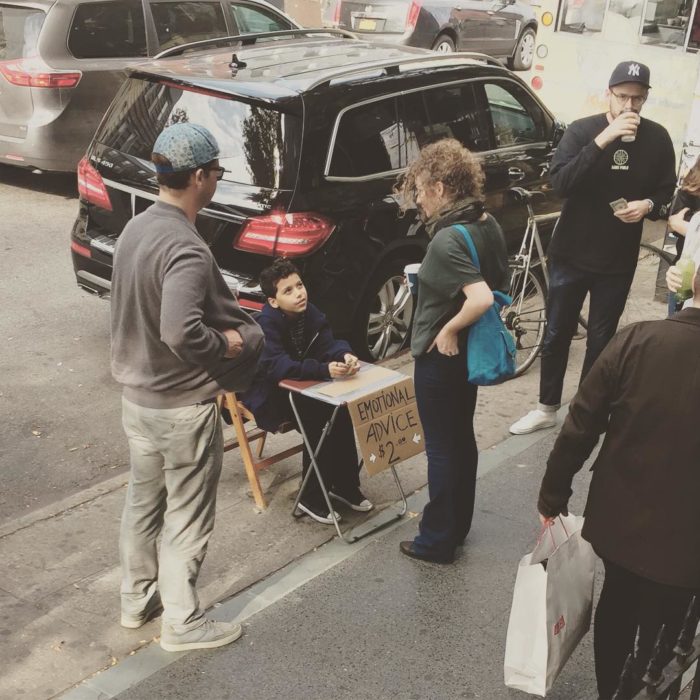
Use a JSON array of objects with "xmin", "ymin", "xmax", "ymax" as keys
[{"xmin": 595, "ymin": 110, "xmax": 640, "ymax": 149}]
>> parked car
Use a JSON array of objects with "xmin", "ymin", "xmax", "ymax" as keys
[
  {"xmin": 324, "ymin": 0, "xmax": 537, "ymax": 69},
  {"xmin": 0, "ymin": 0, "xmax": 299, "ymax": 172},
  {"xmin": 70, "ymin": 31, "xmax": 563, "ymax": 360}
]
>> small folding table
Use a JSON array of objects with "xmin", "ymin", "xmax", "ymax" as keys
[{"xmin": 279, "ymin": 364, "xmax": 417, "ymax": 543}]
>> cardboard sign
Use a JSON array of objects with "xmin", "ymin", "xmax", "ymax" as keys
[{"xmin": 347, "ymin": 377, "xmax": 425, "ymax": 476}]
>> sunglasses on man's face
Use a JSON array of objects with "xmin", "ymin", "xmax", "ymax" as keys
[{"xmin": 205, "ymin": 166, "xmax": 227, "ymax": 181}]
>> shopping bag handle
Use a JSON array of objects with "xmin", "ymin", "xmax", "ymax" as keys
[{"xmin": 536, "ymin": 515, "xmax": 570, "ymax": 548}]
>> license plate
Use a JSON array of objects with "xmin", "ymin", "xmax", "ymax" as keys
[{"xmin": 358, "ymin": 18, "xmax": 377, "ymax": 30}]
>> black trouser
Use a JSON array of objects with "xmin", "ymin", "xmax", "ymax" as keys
[
  {"xmin": 594, "ymin": 558, "xmax": 697, "ymax": 700},
  {"xmin": 540, "ymin": 260, "xmax": 634, "ymax": 407},
  {"xmin": 295, "ymin": 395, "xmax": 360, "ymax": 509},
  {"xmin": 412, "ymin": 346, "xmax": 479, "ymax": 557}
]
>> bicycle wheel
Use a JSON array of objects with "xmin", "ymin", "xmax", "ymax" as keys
[
  {"xmin": 618, "ymin": 243, "xmax": 673, "ymax": 328},
  {"xmin": 501, "ymin": 265, "xmax": 547, "ymax": 376}
]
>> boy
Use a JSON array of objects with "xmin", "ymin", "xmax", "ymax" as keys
[{"xmin": 241, "ymin": 259, "xmax": 373, "ymax": 524}]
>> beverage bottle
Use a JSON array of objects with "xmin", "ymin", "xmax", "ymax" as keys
[{"xmin": 675, "ymin": 254, "xmax": 695, "ymax": 304}]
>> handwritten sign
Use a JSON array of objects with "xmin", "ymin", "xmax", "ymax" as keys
[{"xmin": 347, "ymin": 377, "xmax": 425, "ymax": 476}]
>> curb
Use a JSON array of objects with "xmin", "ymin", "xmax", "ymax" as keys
[{"xmin": 59, "ymin": 413, "xmax": 565, "ymax": 699}]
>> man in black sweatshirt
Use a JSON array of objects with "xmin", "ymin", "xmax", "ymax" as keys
[
  {"xmin": 510, "ymin": 61, "xmax": 676, "ymax": 435},
  {"xmin": 111, "ymin": 123, "xmax": 264, "ymax": 652}
]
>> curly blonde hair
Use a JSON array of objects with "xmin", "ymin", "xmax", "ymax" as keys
[{"xmin": 397, "ymin": 139, "xmax": 485, "ymax": 212}]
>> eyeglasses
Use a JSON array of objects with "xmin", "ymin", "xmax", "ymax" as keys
[
  {"xmin": 205, "ymin": 166, "xmax": 227, "ymax": 181},
  {"xmin": 610, "ymin": 90, "xmax": 647, "ymax": 107}
]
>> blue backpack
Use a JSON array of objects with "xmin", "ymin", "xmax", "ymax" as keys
[{"xmin": 453, "ymin": 224, "xmax": 516, "ymax": 386}]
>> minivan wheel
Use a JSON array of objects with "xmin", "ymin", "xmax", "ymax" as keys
[
  {"xmin": 509, "ymin": 28, "xmax": 536, "ymax": 71},
  {"xmin": 432, "ymin": 34, "xmax": 456, "ymax": 53},
  {"xmin": 353, "ymin": 260, "xmax": 415, "ymax": 361}
]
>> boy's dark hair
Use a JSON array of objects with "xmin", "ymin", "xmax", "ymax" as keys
[
  {"xmin": 151, "ymin": 153, "xmax": 217, "ymax": 190},
  {"xmin": 259, "ymin": 258, "xmax": 301, "ymax": 299}
]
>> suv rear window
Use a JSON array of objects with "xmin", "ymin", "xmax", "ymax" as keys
[
  {"xmin": 95, "ymin": 78, "xmax": 301, "ymax": 189},
  {"xmin": 150, "ymin": 1, "xmax": 228, "ymax": 51},
  {"xmin": 0, "ymin": 4, "xmax": 45, "ymax": 59},
  {"xmin": 68, "ymin": 0, "xmax": 147, "ymax": 58}
]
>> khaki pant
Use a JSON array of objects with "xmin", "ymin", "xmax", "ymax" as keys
[{"xmin": 119, "ymin": 396, "xmax": 223, "ymax": 633}]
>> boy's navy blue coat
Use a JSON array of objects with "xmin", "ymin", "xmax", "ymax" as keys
[{"xmin": 241, "ymin": 302, "xmax": 352, "ymax": 433}]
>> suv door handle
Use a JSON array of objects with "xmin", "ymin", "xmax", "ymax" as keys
[{"xmin": 508, "ymin": 167, "xmax": 525, "ymax": 181}]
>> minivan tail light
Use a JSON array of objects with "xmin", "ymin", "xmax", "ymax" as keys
[
  {"xmin": 234, "ymin": 212, "xmax": 335, "ymax": 258},
  {"xmin": 77, "ymin": 157, "xmax": 113, "ymax": 211},
  {"xmin": 406, "ymin": 0, "xmax": 422, "ymax": 29},
  {"xmin": 0, "ymin": 58, "xmax": 82, "ymax": 88},
  {"xmin": 332, "ymin": 0, "xmax": 341, "ymax": 24}
]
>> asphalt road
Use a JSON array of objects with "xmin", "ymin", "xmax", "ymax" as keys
[{"xmin": 0, "ymin": 165, "xmax": 128, "ymax": 525}]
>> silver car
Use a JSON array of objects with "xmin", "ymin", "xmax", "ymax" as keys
[{"xmin": 0, "ymin": 0, "xmax": 300, "ymax": 171}]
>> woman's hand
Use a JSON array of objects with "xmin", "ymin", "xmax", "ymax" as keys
[
  {"xmin": 668, "ymin": 208, "xmax": 690, "ymax": 237},
  {"xmin": 666, "ymin": 264, "xmax": 682, "ymax": 293},
  {"xmin": 429, "ymin": 326, "xmax": 459, "ymax": 356}
]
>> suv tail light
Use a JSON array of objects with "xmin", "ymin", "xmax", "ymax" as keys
[
  {"xmin": 234, "ymin": 212, "xmax": 335, "ymax": 258},
  {"xmin": 406, "ymin": 0, "xmax": 422, "ymax": 29},
  {"xmin": 78, "ymin": 157, "xmax": 113, "ymax": 211},
  {"xmin": 0, "ymin": 58, "xmax": 82, "ymax": 88}
]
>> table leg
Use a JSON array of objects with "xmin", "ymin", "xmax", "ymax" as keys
[{"xmin": 288, "ymin": 393, "xmax": 344, "ymax": 540}]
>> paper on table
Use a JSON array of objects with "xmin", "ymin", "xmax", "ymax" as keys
[{"xmin": 314, "ymin": 365, "xmax": 398, "ymax": 398}]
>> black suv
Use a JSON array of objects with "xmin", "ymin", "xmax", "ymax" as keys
[{"xmin": 70, "ymin": 29, "xmax": 563, "ymax": 360}]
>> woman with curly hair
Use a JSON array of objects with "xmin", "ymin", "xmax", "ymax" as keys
[{"xmin": 397, "ymin": 139, "xmax": 510, "ymax": 565}]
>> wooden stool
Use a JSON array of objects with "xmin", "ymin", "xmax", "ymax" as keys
[{"xmin": 219, "ymin": 392, "xmax": 303, "ymax": 509}]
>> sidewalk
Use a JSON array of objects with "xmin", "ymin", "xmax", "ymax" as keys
[
  {"xmin": 71, "ymin": 419, "xmax": 600, "ymax": 700},
  {"xmin": 0, "ymin": 346, "xmax": 587, "ymax": 700}
]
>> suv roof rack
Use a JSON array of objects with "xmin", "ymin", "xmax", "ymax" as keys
[
  {"xmin": 308, "ymin": 52, "xmax": 505, "ymax": 89},
  {"xmin": 154, "ymin": 28, "xmax": 358, "ymax": 60}
]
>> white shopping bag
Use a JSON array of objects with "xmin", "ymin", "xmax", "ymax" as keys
[{"xmin": 504, "ymin": 513, "xmax": 596, "ymax": 696}]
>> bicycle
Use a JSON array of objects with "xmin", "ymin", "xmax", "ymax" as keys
[{"xmin": 502, "ymin": 187, "xmax": 674, "ymax": 377}]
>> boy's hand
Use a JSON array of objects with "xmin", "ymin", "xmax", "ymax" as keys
[
  {"xmin": 343, "ymin": 354, "xmax": 360, "ymax": 375},
  {"xmin": 329, "ymin": 361, "xmax": 352, "ymax": 378}
]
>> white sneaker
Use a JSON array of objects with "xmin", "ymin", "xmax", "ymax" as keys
[
  {"xmin": 509, "ymin": 408, "xmax": 558, "ymax": 435},
  {"xmin": 160, "ymin": 619, "xmax": 243, "ymax": 652}
]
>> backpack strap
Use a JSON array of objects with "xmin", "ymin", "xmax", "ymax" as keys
[{"xmin": 453, "ymin": 224, "xmax": 480, "ymax": 271}]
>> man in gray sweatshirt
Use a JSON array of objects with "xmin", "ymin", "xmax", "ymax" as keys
[{"xmin": 111, "ymin": 123, "xmax": 264, "ymax": 652}]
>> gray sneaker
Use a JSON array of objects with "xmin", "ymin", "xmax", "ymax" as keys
[
  {"xmin": 160, "ymin": 619, "xmax": 243, "ymax": 652},
  {"xmin": 121, "ymin": 592, "xmax": 163, "ymax": 629}
]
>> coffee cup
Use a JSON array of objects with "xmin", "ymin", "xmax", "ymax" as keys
[
  {"xmin": 621, "ymin": 109, "xmax": 640, "ymax": 143},
  {"xmin": 404, "ymin": 263, "xmax": 421, "ymax": 295}
]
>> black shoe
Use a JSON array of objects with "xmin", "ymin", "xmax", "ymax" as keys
[
  {"xmin": 329, "ymin": 487, "xmax": 374, "ymax": 512},
  {"xmin": 295, "ymin": 500, "xmax": 341, "ymax": 525},
  {"xmin": 399, "ymin": 540, "xmax": 454, "ymax": 564}
]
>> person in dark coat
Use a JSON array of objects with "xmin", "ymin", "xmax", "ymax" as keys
[
  {"xmin": 241, "ymin": 258, "xmax": 373, "ymax": 524},
  {"xmin": 537, "ymin": 268, "xmax": 700, "ymax": 699}
]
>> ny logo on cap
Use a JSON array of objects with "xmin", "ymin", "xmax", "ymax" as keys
[{"xmin": 628, "ymin": 63, "xmax": 641, "ymax": 76}]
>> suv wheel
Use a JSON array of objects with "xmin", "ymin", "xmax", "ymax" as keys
[
  {"xmin": 509, "ymin": 28, "xmax": 536, "ymax": 71},
  {"xmin": 432, "ymin": 34, "xmax": 455, "ymax": 53},
  {"xmin": 353, "ymin": 260, "xmax": 415, "ymax": 361}
]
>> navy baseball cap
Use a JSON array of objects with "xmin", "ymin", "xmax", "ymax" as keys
[
  {"xmin": 152, "ymin": 123, "xmax": 220, "ymax": 173},
  {"xmin": 609, "ymin": 61, "xmax": 651, "ymax": 89}
]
